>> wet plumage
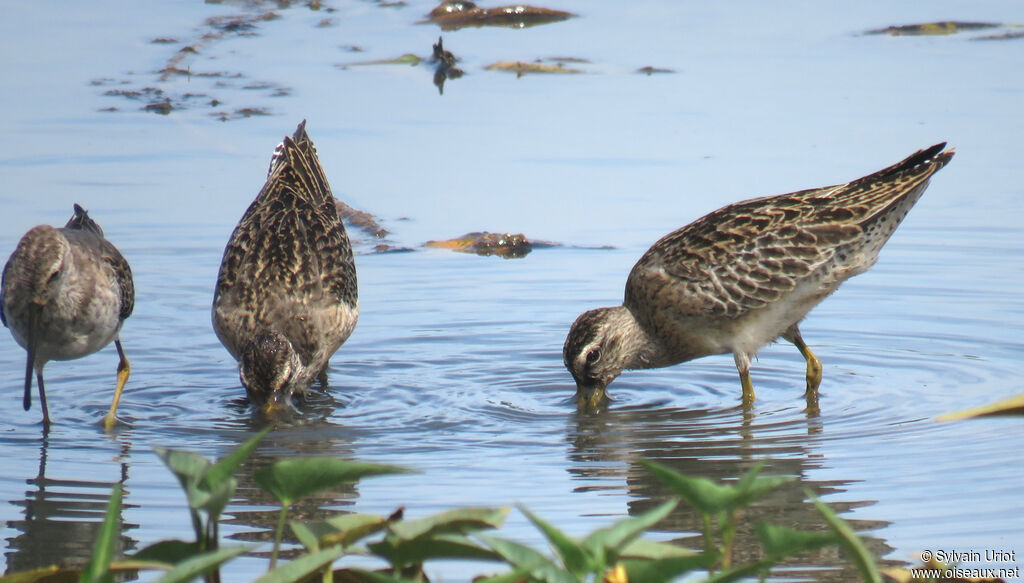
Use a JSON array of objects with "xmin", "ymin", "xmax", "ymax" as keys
[
  {"xmin": 1, "ymin": 204, "xmax": 134, "ymax": 430},
  {"xmin": 212, "ymin": 121, "xmax": 358, "ymax": 411},
  {"xmin": 565, "ymin": 144, "xmax": 955, "ymax": 408}
]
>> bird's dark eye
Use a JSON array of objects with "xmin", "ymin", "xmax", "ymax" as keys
[{"xmin": 585, "ymin": 348, "xmax": 601, "ymax": 365}]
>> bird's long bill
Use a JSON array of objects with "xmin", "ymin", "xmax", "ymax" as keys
[
  {"xmin": 259, "ymin": 391, "xmax": 297, "ymax": 418},
  {"xmin": 575, "ymin": 382, "xmax": 609, "ymax": 411},
  {"xmin": 23, "ymin": 347, "xmax": 33, "ymax": 411},
  {"xmin": 22, "ymin": 306, "xmax": 40, "ymax": 411}
]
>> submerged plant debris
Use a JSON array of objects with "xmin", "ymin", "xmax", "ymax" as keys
[
  {"xmin": 864, "ymin": 21, "xmax": 1002, "ymax": 36},
  {"xmin": 422, "ymin": 0, "xmax": 575, "ymax": 31}
]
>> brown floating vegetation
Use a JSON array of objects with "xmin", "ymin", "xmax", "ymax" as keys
[
  {"xmin": 636, "ymin": 65, "xmax": 676, "ymax": 75},
  {"xmin": 336, "ymin": 201, "xmax": 390, "ymax": 239},
  {"xmin": 484, "ymin": 59, "xmax": 585, "ymax": 76},
  {"xmin": 340, "ymin": 37, "xmax": 464, "ymax": 95},
  {"xmin": 99, "ymin": 2, "xmax": 324, "ymax": 120},
  {"xmin": 425, "ymin": 232, "xmax": 537, "ymax": 258},
  {"xmin": 972, "ymin": 30, "xmax": 1024, "ymax": 41},
  {"xmin": 865, "ymin": 21, "xmax": 1001, "ymax": 36},
  {"xmin": 422, "ymin": 0, "xmax": 575, "ymax": 31}
]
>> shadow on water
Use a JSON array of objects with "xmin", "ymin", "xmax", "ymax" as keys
[
  {"xmin": 3, "ymin": 436, "xmax": 134, "ymax": 574},
  {"xmin": 566, "ymin": 404, "xmax": 891, "ymax": 580}
]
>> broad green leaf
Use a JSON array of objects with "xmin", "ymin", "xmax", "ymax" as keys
[
  {"xmin": 736, "ymin": 474, "xmax": 796, "ymax": 507},
  {"xmin": 734, "ymin": 463, "xmax": 796, "ymax": 507},
  {"xmin": 471, "ymin": 567, "xmax": 537, "ymax": 583},
  {"xmin": 154, "ymin": 447, "xmax": 212, "ymax": 489},
  {"xmin": 191, "ymin": 477, "xmax": 237, "ymax": 520},
  {"xmin": 332, "ymin": 570, "xmax": 421, "ymax": 583},
  {"xmin": 293, "ymin": 512, "xmax": 389, "ymax": 550},
  {"xmin": 477, "ymin": 535, "xmax": 575, "ymax": 583},
  {"xmin": 204, "ymin": 426, "xmax": 271, "ymax": 489},
  {"xmin": 79, "ymin": 483, "xmax": 122, "ymax": 583},
  {"xmin": 937, "ymin": 392, "xmax": 1024, "ymax": 421},
  {"xmin": 641, "ymin": 461, "xmax": 737, "ymax": 514},
  {"xmin": 582, "ymin": 499, "xmax": 678, "ymax": 563},
  {"xmin": 517, "ymin": 505, "xmax": 588, "ymax": 576},
  {"xmin": 368, "ymin": 533, "xmax": 500, "ymax": 567},
  {"xmin": 703, "ymin": 560, "xmax": 774, "ymax": 583},
  {"xmin": 809, "ymin": 492, "xmax": 882, "ymax": 583},
  {"xmin": 253, "ymin": 546, "xmax": 345, "ymax": 583},
  {"xmin": 388, "ymin": 507, "xmax": 508, "ymax": 541},
  {"xmin": 755, "ymin": 522, "xmax": 838, "ymax": 558},
  {"xmin": 132, "ymin": 540, "xmax": 200, "ymax": 564},
  {"xmin": 154, "ymin": 545, "xmax": 252, "ymax": 583},
  {"xmin": 289, "ymin": 521, "xmax": 321, "ymax": 552},
  {"xmin": 620, "ymin": 553, "xmax": 716, "ymax": 583},
  {"xmin": 619, "ymin": 538, "xmax": 697, "ymax": 560},
  {"xmin": 0, "ymin": 565, "xmax": 65, "ymax": 583},
  {"xmin": 254, "ymin": 458, "xmax": 411, "ymax": 506}
]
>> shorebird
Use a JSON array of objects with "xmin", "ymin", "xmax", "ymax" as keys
[
  {"xmin": 2, "ymin": 204, "xmax": 134, "ymax": 430},
  {"xmin": 212, "ymin": 121, "xmax": 358, "ymax": 413},
  {"xmin": 564, "ymin": 144, "xmax": 954, "ymax": 409}
]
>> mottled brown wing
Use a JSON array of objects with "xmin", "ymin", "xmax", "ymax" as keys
[
  {"xmin": 626, "ymin": 196, "xmax": 861, "ymax": 318},
  {"xmin": 626, "ymin": 143, "xmax": 953, "ymax": 319},
  {"xmin": 102, "ymin": 242, "xmax": 135, "ymax": 321},
  {"xmin": 0, "ymin": 258, "xmax": 9, "ymax": 327}
]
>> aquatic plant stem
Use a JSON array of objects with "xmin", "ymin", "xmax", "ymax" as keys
[
  {"xmin": 269, "ymin": 504, "xmax": 290, "ymax": 571},
  {"xmin": 720, "ymin": 510, "xmax": 738, "ymax": 569},
  {"xmin": 702, "ymin": 514, "xmax": 715, "ymax": 572}
]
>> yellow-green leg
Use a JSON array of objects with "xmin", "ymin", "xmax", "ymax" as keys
[
  {"xmin": 733, "ymin": 351, "xmax": 755, "ymax": 405},
  {"xmin": 784, "ymin": 325, "xmax": 822, "ymax": 396},
  {"xmin": 103, "ymin": 339, "xmax": 130, "ymax": 431}
]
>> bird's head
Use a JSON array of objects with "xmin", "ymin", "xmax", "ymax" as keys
[
  {"xmin": 563, "ymin": 307, "xmax": 631, "ymax": 410},
  {"xmin": 239, "ymin": 331, "xmax": 303, "ymax": 414}
]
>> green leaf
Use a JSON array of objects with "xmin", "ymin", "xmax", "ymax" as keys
[
  {"xmin": 620, "ymin": 553, "xmax": 716, "ymax": 583},
  {"xmin": 154, "ymin": 447, "xmax": 212, "ymax": 490},
  {"xmin": 517, "ymin": 505, "xmax": 589, "ymax": 576},
  {"xmin": 641, "ymin": 461, "xmax": 738, "ymax": 515},
  {"xmin": 253, "ymin": 546, "xmax": 345, "ymax": 583},
  {"xmin": 937, "ymin": 392, "xmax": 1024, "ymax": 421},
  {"xmin": 734, "ymin": 463, "xmax": 796, "ymax": 507},
  {"xmin": 619, "ymin": 538, "xmax": 698, "ymax": 560},
  {"xmin": 293, "ymin": 512, "xmax": 389, "ymax": 551},
  {"xmin": 331, "ymin": 571, "xmax": 420, "ymax": 583},
  {"xmin": 369, "ymin": 533, "xmax": 500, "ymax": 567},
  {"xmin": 702, "ymin": 560, "xmax": 774, "ymax": 583},
  {"xmin": 808, "ymin": 491, "xmax": 882, "ymax": 583},
  {"xmin": 755, "ymin": 522, "xmax": 838, "ymax": 559},
  {"xmin": 477, "ymin": 535, "xmax": 576, "ymax": 583},
  {"xmin": 582, "ymin": 499, "xmax": 678, "ymax": 564},
  {"xmin": 254, "ymin": 458, "xmax": 411, "ymax": 506},
  {"xmin": 344, "ymin": 54, "xmax": 423, "ymax": 67},
  {"xmin": 204, "ymin": 426, "xmax": 271, "ymax": 490},
  {"xmin": 132, "ymin": 540, "xmax": 200, "ymax": 564},
  {"xmin": 154, "ymin": 545, "xmax": 253, "ymax": 583},
  {"xmin": 388, "ymin": 507, "xmax": 508, "ymax": 541},
  {"xmin": 0, "ymin": 565, "xmax": 65, "ymax": 583},
  {"xmin": 289, "ymin": 521, "xmax": 321, "ymax": 553},
  {"xmin": 79, "ymin": 483, "xmax": 122, "ymax": 583}
]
